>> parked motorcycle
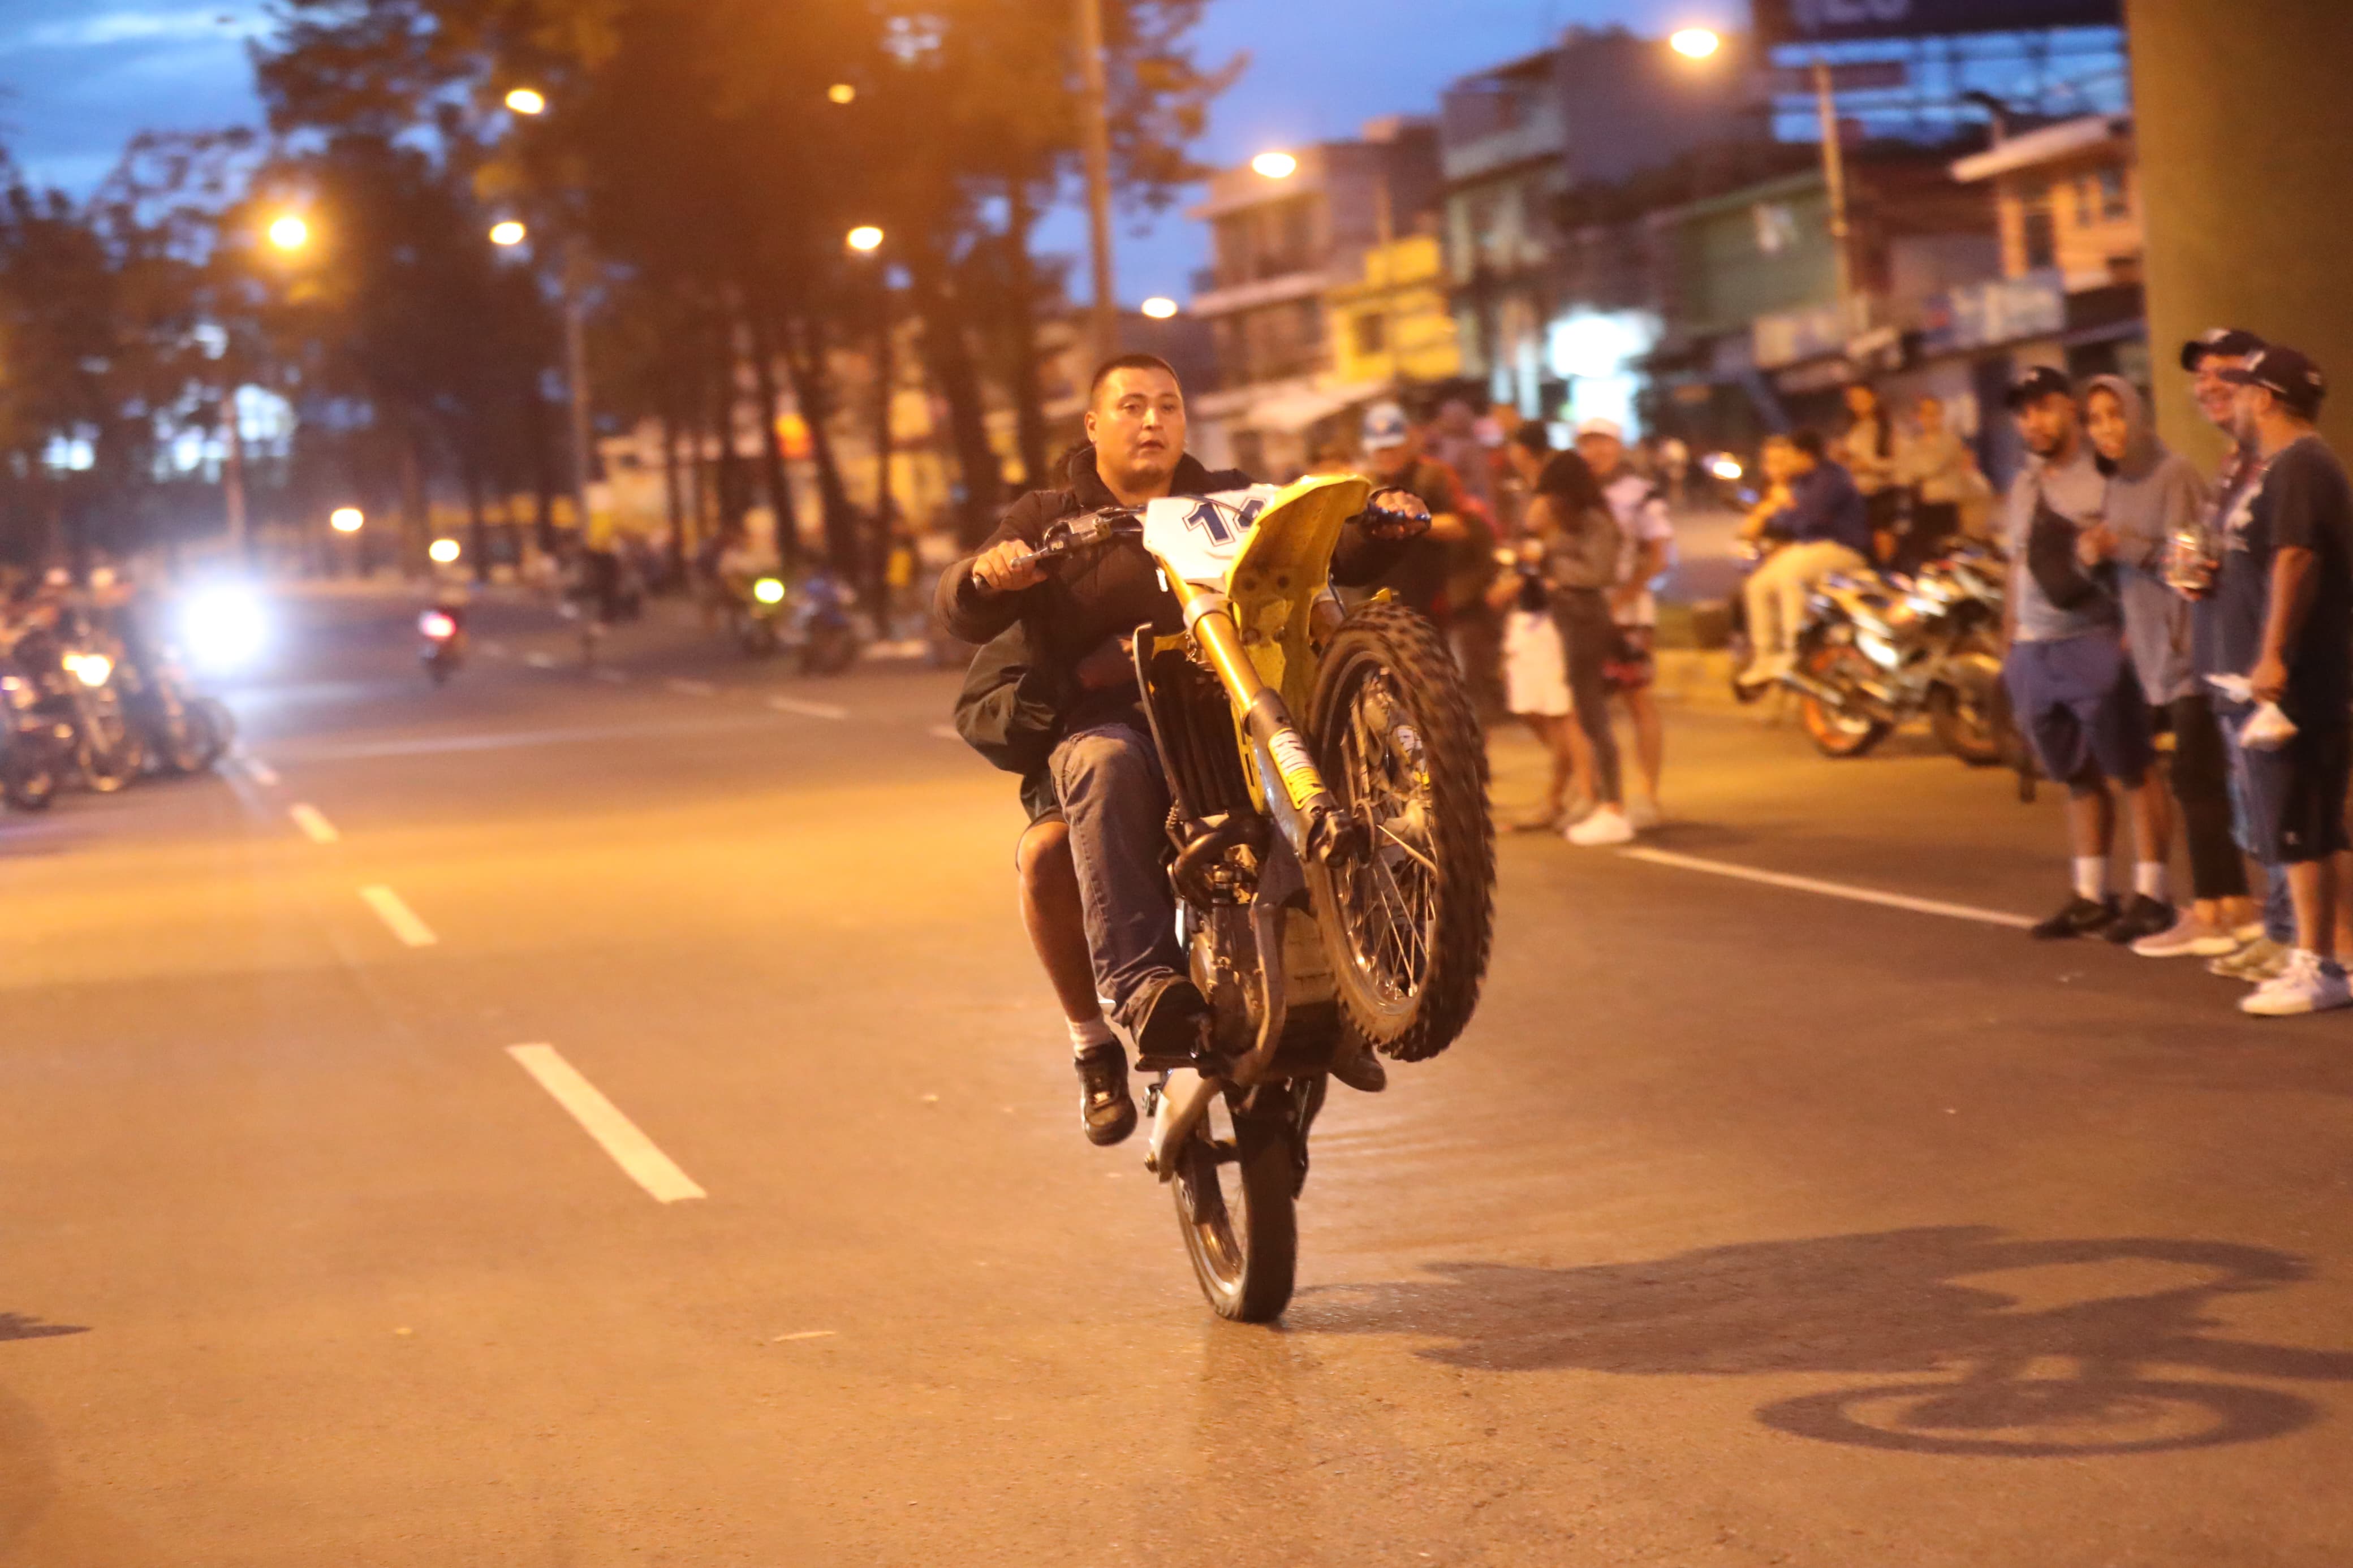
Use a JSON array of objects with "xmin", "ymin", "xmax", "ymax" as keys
[
  {"xmin": 0, "ymin": 627, "xmax": 145, "ymax": 810},
  {"xmin": 1012, "ymin": 477, "xmax": 1494, "ymax": 1321},
  {"xmin": 1781, "ymin": 545, "xmax": 2009, "ymax": 764},
  {"xmin": 420, "ymin": 605, "xmax": 466, "ymax": 685}
]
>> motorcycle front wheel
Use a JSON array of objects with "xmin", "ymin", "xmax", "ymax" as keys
[
  {"xmin": 191, "ymin": 698, "xmax": 233, "ymax": 769},
  {"xmin": 1308, "ymin": 602, "xmax": 1494, "ymax": 1063},
  {"xmin": 1172, "ymin": 1097, "xmax": 1299, "ymax": 1323},
  {"xmin": 80, "ymin": 702, "xmax": 144, "ymax": 793},
  {"xmin": 3, "ymin": 744, "xmax": 57, "ymax": 811},
  {"xmin": 1797, "ymin": 644, "xmax": 1893, "ymax": 759},
  {"xmin": 153, "ymin": 708, "xmax": 210, "ymax": 775},
  {"xmin": 1928, "ymin": 629, "xmax": 2006, "ymax": 767}
]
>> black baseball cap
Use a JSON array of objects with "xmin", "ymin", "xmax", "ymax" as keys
[
  {"xmin": 2217, "ymin": 345, "xmax": 2328, "ymax": 417},
  {"xmin": 2180, "ymin": 327, "xmax": 2266, "ymax": 372},
  {"xmin": 2004, "ymin": 364, "xmax": 2074, "ymax": 411}
]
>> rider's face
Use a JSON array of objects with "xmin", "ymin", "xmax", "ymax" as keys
[{"xmin": 1085, "ymin": 368, "xmax": 1186, "ymax": 488}]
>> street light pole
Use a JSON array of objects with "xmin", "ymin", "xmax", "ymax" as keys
[
  {"xmin": 562, "ymin": 239, "xmax": 595, "ymax": 537},
  {"xmin": 1812, "ymin": 52, "xmax": 1858, "ymax": 329},
  {"xmin": 1075, "ymin": 0, "xmax": 1119, "ymax": 366}
]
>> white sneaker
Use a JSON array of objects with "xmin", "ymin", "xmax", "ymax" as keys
[
  {"xmin": 1626, "ymin": 794, "xmax": 1662, "ymax": 830},
  {"xmin": 1565, "ymin": 804, "xmax": 1635, "ymax": 846},
  {"xmin": 2131, "ymin": 912, "xmax": 2242, "ymax": 959},
  {"xmin": 2239, "ymin": 949, "xmax": 2353, "ymax": 1017},
  {"xmin": 1734, "ymin": 657, "xmax": 1785, "ymax": 691}
]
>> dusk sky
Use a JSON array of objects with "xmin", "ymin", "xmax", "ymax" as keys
[{"xmin": 0, "ymin": 0, "xmax": 1736, "ymax": 300}]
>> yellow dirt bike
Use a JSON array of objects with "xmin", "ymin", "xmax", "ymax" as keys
[{"xmin": 1015, "ymin": 474, "xmax": 1495, "ymax": 1320}]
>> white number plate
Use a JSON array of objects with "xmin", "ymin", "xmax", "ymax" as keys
[{"xmin": 1141, "ymin": 487, "xmax": 1282, "ymax": 586}]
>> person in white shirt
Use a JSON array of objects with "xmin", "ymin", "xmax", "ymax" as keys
[{"xmin": 1575, "ymin": 417, "xmax": 1674, "ymax": 828}]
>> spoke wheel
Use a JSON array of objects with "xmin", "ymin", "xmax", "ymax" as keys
[
  {"xmin": 1308, "ymin": 602, "xmax": 1493, "ymax": 1062},
  {"xmin": 1172, "ymin": 1095, "xmax": 1298, "ymax": 1323},
  {"xmin": 1798, "ymin": 643, "xmax": 1891, "ymax": 758}
]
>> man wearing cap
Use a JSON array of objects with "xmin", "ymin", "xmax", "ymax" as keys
[
  {"xmin": 1358, "ymin": 401, "xmax": 1472, "ymax": 621},
  {"xmin": 2208, "ymin": 347, "xmax": 2353, "ymax": 1015},
  {"xmin": 1999, "ymin": 365, "xmax": 2175, "ymax": 943},
  {"xmin": 2176, "ymin": 328, "xmax": 2297, "ymax": 982},
  {"xmin": 1577, "ymin": 417, "xmax": 1675, "ymax": 827}
]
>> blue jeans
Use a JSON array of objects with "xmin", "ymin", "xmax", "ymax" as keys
[
  {"xmin": 1049, "ymin": 722, "xmax": 1182, "ymax": 1028},
  {"xmin": 2221, "ymin": 716, "xmax": 2294, "ymax": 944}
]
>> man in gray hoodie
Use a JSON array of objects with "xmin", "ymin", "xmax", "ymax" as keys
[{"xmin": 2078, "ymin": 375, "xmax": 2259, "ymax": 956}]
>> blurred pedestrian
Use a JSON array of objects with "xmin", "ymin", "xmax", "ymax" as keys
[
  {"xmin": 1735, "ymin": 430, "xmax": 1872, "ymax": 689},
  {"xmin": 1895, "ymin": 394, "xmax": 1977, "ymax": 567},
  {"xmin": 1485, "ymin": 533, "xmax": 1596, "ymax": 832},
  {"xmin": 2208, "ymin": 347, "xmax": 2353, "ymax": 1016},
  {"xmin": 1997, "ymin": 367, "xmax": 2173, "ymax": 944},
  {"xmin": 1658, "ymin": 433, "xmax": 1691, "ymax": 506},
  {"xmin": 1505, "ymin": 426, "xmax": 1631, "ymax": 845},
  {"xmin": 1577, "ymin": 417, "xmax": 1674, "ymax": 828},
  {"xmin": 1837, "ymin": 382, "xmax": 1901, "ymax": 563},
  {"xmin": 2175, "ymin": 327, "xmax": 2294, "ymax": 982},
  {"xmin": 1425, "ymin": 398, "xmax": 1497, "ymax": 518},
  {"xmin": 1359, "ymin": 401, "xmax": 1472, "ymax": 620},
  {"xmin": 2076, "ymin": 375, "xmax": 2255, "ymax": 954}
]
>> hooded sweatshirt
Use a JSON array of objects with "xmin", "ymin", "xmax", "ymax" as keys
[{"xmin": 2087, "ymin": 375, "xmax": 2206, "ymax": 706}]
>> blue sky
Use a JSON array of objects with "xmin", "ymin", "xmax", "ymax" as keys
[{"xmin": 0, "ymin": 0, "xmax": 1725, "ymax": 299}]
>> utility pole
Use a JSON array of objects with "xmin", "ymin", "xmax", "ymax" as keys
[
  {"xmin": 562, "ymin": 238, "xmax": 596, "ymax": 538},
  {"xmin": 1812, "ymin": 53, "xmax": 1858, "ymax": 331},
  {"xmin": 1075, "ymin": 0, "xmax": 1119, "ymax": 366}
]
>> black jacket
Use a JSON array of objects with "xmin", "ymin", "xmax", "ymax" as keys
[{"xmin": 937, "ymin": 444, "xmax": 1402, "ymax": 733}]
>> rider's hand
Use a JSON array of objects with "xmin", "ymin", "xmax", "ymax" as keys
[
  {"xmin": 971, "ymin": 539, "xmax": 1045, "ymax": 597},
  {"xmin": 1360, "ymin": 488, "xmax": 1432, "ymax": 541}
]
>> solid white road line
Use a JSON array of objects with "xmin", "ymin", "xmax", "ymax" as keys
[
  {"xmin": 669, "ymin": 678, "xmax": 717, "ymax": 697},
  {"xmin": 772, "ymin": 1330, "xmax": 836, "ymax": 1342},
  {"xmin": 239, "ymin": 754, "xmax": 281, "ymax": 787},
  {"xmin": 1620, "ymin": 846, "xmax": 2037, "ymax": 931},
  {"xmin": 927, "ymin": 724, "xmax": 960, "ymax": 741},
  {"xmin": 505, "ymin": 1044, "xmax": 706, "ymax": 1203},
  {"xmin": 770, "ymin": 696, "xmax": 848, "ymax": 721},
  {"xmin": 357, "ymin": 884, "xmax": 439, "ymax": 947},
  {"xmin": 288, "ymin": 803, "xmax": 340, "ymax": 844},
  {"xmin": 524, "ymin": 651, "xmax": 558, "ymax": 669}
]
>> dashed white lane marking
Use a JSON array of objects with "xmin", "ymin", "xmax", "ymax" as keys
[
  {"xmin": 770, "ymin": 696, "xmax": 849, "ymax": 721},
  {"xmin": 288, "ymin": 803, "xmax": 340, "ymax": 844},
  {"xmin": 772, "ymin": 1330, "xmax": 836, "ymax": 1342},
  {"xmin": 482, "ymin": 640, "xmax": 510, "ymax": 657},
  {"xmin": 524, "ymin": 651, "xmax": 558, "ymax": 669},
  {"xmin": 357, "ymin": 884, "xmax": 439, "ymax": 947},
  {"xmin": 505, "ymin": 1044, "xmax": 706, "ymax": 1203},
  {"xmin": 1619, "ymin": 846, "xmax": 2037, "ymax": 931},
  {"xmin": 927, "ymin": 724, "xmax": 960, "ymax": 741},
  {"xmin": 669, "ymin": 679, "xmax": 718, "ymax": 697},
  {"xmin": 239, "ymin": 754, "xmax": 280, "ymax": 787},
  {"xmin": 591, "ymin": 668, "xmax": 629, "ymax": 684}
]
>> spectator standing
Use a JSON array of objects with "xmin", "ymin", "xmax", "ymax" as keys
[
  {"xmin": 1359, "ymin": 401, "xmax": 1474, "ymax": 621},
  {"xmin": 1895, "ymin": 394, "xmax": 1977, "ymax": 566},
  {"xmin": 1485, "ymin": 533, "xmax": 1597, "ymax": 832},
  {"xmin": 1838, "ymin": 382, "xmax": 1901, "ymax": 561},
  {"xmin": 1576, "ymin": 417, "xmax": 1674, "ymax": 827},
  {"xmin": 1736, "ymin": 430, "xmax": 1874, "ymax": 688},
  {"xmin": 1504, "ymin": 427, "xmax": 1632, "ymax": 845},
  {"xmin": 1997, "ymin": 367, "xmax": 2174, "ymax": 944},
  {"xmin": 2077, "ymin": 375, "xmax": 2257, "ymax": 954},
  {"xmin": 1657, "ymin": 434, "xmax": 1691, "ymax": 506},
  {"xmin": 1426, "ymin": 398, "xmax": 1499, "ymax": 520},
  {"xmin": 2210, "ymin": 348, "xmax": 2353, "ymax": 1016},
  {"xmin": 2176, "ymin": 329, "xmax": 2296, "ymax": 983}
]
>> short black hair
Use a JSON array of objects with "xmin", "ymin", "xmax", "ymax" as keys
[
  {"xmin": 1790, "ymin": 429, "xmax": 1827, "ymax": 461},
  {"xmin": 1510, "ymin": 422, "xmax": 1551, "ymax": 456},
  {"xmin": 1088, "ymin": 353, "xmax": 1181, "ymax": 407}
]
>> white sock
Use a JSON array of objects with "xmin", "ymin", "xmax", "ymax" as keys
[
  {"xmin": 2072, "ymin": 857, "xmax": 2108, "ymax": 902},
  {"xmin": 2134, "ymin": 861, "xmax": 2169, "ymax": 902},
  {"xmin": 1068, "ymin": 1016, "xmax": 1116, "ymax": 1059}
]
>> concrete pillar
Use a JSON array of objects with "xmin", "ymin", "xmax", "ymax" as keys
[{"xmin": 2128, "ymin": 0, "xmax": 2353, "ymax": 464}]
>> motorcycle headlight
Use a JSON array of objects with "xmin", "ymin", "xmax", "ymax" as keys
[
  {"xmin": 64, "ymin": 653, "xmax": 111, "ymax": 688},
  {"xmin": 752, "ymin": 577, "xmax": 787, "ymax": 606}
]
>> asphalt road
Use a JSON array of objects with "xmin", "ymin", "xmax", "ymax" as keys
[{"xmin": 3, "ymin": 585, "xmax": 2351, "ymax": 1567}]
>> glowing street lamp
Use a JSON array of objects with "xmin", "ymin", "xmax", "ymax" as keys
[
  {"xmin": 428, "ymin": 538, "xmax": 462, "ymax": 565},
  {"xmin": 267, "ymin": 214, "xmax": 311, "ymax": 252},
  {"xmin": 1140, "ymin": 296, "xmax": 1179, "ymax": 320},
  {"xmin": 846, "ymin": 224, "xmax": 885, "ymax": 253},
  {"xmin": 505, "ymin": 87, "xmax": 548, "ymax": 116},
  {"xmin": 1670, "ymin": 27, "xmax": 1722, "ymax": 59},
  {"xmin": 1249, "ymin": 151, "xmax": 1298, "ymax": 180},
  {"xmin": 827, "ymin": 83, "xmax": 857, "ymax": 105},
  {"xmin": 330, "ymin": 507, "xmax": 364, "ymax": 534},
  {"xmin": 490, "ymin": 220, "xmax": 528, "ymax": 248}
]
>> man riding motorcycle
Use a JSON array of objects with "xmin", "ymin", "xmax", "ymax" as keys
[{"xmin": 937, "ymin": 354, "xmax": 1430, "ymax": 1144}]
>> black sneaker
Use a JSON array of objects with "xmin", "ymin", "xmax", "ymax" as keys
[
  {"xmin": 1074, "ymin": 1044, "xmax": 1137, "ymax": 1146},
  {"xmin": 1330, "ymin": 1037, "xmax": 1388, "ymax": 1094},
  {"xmin": 1128, "ymin": 976, "xmax": 1212, "ymax": 1069},
  {"xmin": 2031, "ymin": 895, "xmax": 2119, "ymax": 940},
  {"xmin": 2104, "ymin": 894, "xmax": 2177, "ymax": 946}
]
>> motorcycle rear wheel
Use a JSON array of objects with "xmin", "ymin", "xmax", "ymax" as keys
[
  {"xmin": 154, "ymin": 710, "xmax": 209, "ymax": 775},
  {"xmin": 1798, "ymin": 645, "xmax": 1892, "ymax": 759},
  {"xmin": 1308, "ymin": 602, "xmax": 1493, "ymax": 1063},
  {"xmin": 3, "ymin": 745, "xmax": 56, "ymax": 811},
  {"xmin": 1929, "ymin": 630, "xmax": 2006, "ymax": 767},
  {"xmin": 1172, "ymin": 1102, "xmax": 1298, "ymax": 1323},
  {"xmin": 81, "ymin": 705, "xmax": 144, "ymax": 794},
  {"xmin": 191, "ymin": 699, "xmax": 233, "ymax": 769}
]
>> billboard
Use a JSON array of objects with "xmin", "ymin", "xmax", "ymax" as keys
[{"xmin": 1752, "ymin": 0, "xmax": 2121, "ymax": 44}]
